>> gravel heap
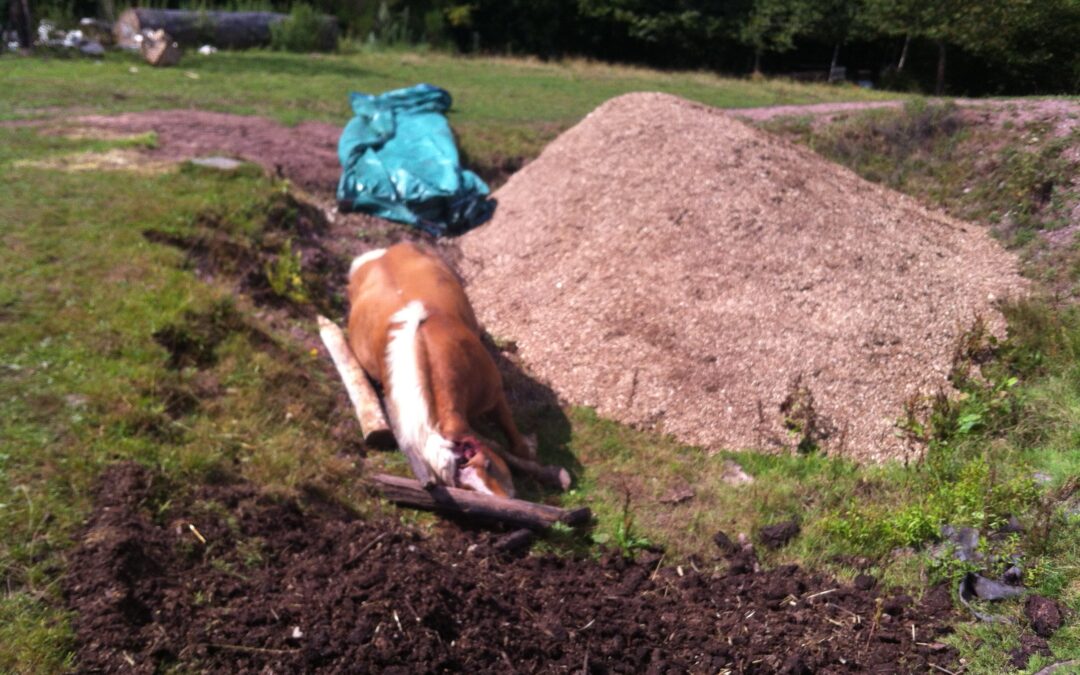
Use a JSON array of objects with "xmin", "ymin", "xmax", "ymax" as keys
[{"xmin": 458, "ymin": 92, "xmax": 1025, "ymax": 462}]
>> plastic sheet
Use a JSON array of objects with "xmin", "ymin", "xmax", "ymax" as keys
[{"xmin": 336, "ymin": 83, "xmax": 492, "ymax": 236}]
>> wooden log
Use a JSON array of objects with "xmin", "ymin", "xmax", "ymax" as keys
[
  {"xmin": 372, "ymin": 473, "xmax": 591, "ymax": 530},
  {"xmin": 317, "ymin": 315, "xmax": 400, "ymax": 448},
  {"xmin": 113, "ymin": 8, "xmax": 337, "ymax": 50},
  {"xmin": 141, "ymin": 30, "xmax": 181, "ymax": 67}
]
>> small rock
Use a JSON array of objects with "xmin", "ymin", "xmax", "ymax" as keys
[
  {"xmin": 1025, "ymin": 595, "xmax": 1063, "ymax": 637},
  {"xmin": 854, "ymin": 574, "xmax": 877, "ymax": 591},
  {"xmin": 190, "ymin": 156, "xmax": 244, "ymax": 171},
  {"xmin": 720, "ymin": 459, "xmax": 754, "ymax": 486},
  {"xmin": 1002, "ymin": 565, "xmax": 1024, "ymax": 585},
  {"xmin": 758, "ymin": 519, "xmax": 800, "ymax": 549}
]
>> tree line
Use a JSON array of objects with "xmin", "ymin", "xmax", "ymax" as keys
[{"xmin": 6, "ymin": 0, "xmax": 1078, "ymax": 94}]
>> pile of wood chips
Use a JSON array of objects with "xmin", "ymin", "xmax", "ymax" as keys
[{"xmin": 458, "ymin": 93, "xmax": 1026, "ymax": 462}]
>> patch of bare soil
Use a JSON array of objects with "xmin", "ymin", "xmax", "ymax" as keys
[
  {"xmin": 71, "ymin": 110, "xmax": 343, "ymax": 194},
  {"xmin": 65, "ymin": 462, "xmax": 959, "ymax": 673},
  {"xmin": 458, "ymin": 92, "xmax": 1027, "ymax": 462}
]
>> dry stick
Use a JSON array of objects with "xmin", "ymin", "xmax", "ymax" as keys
[
  {"xmin": 205, "ymin": 643, "xmax": 298, "ymax": 655},
  {"xmin": 317, "ymin": 316, "xmax": 432, "ymax": 487},
  {"xmin": 345, "ymin": 532, "xmax": 388, "ymax": 567},
  {"xmin": 372, "ymin": 473, "xmax": 590, "ymax": 530}
]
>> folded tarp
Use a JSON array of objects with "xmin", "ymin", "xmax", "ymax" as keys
[{"xmin": 336, "ymin": 83, "xmax": 492, "ymax": 236}]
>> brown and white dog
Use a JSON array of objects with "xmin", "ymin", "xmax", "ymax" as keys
[{"xmin": 346, "ymin": 242, "xmax": 533, "ymax": 497}]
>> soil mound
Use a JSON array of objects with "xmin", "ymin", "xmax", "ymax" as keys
[
  {"xmin": 459, "ymin": 93, "xmax": 1025, "ymax": 461},
  {"xmin": 65, "ymin": 463, "xmax": 958, "ymax": 672}
]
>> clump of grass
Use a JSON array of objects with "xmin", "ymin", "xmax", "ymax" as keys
[{"xmin": 264, "ymin": 239, "xmax": 309, "ymax": 305}]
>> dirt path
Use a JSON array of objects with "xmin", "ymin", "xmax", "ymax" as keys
[{"xmin": 65, "ymin": 462, "xmax": 960, "ymax": 673}]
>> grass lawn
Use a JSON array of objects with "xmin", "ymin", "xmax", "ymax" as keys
[{"xmin": 0, "ymin": 49, "xmax": 1076, "ymax": 673}]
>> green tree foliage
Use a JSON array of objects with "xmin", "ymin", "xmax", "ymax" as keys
[
  {"xmin": 735, "ymin": 0, "xmax": 820, "ymax": 74},
  {"xmin": 12, "ymin": 0, "xmax": 1077, "ymax": 94}
]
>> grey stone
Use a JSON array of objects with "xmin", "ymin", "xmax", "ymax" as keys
[{"xmin": 190, "ymin": 156, "xmax": 244, "ymax": 171}]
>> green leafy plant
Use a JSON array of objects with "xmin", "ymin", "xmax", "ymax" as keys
[
  {"xmin": 610, "ymin": 490, "xmax": 653, "ymax": 558},
  {"xmin": 264, "ymin": 239, "xmax": 308, "ymax": 304}
]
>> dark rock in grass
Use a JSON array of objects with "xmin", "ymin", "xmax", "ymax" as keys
[
  {"xmin": 1025, "ymin": 595, "xmax": 1063, "ymax": 637},
  {"xmin": 1009, "ymin": 633, "xmax": 1052, "ymax": 669},
  {"xmin": 712, "ymin": 530, "xmax": 738, "ymax": 555},
  {"xmin": 854, "ymin": 574, "xmax": 877, "ymax": 591},
  {"xmin": 758, "ymin": 519, "xmax": 800, "ymax": 549},
  {"xmin": 1002, "ymin": 565, "xmax": 1024, "ymax": 586}
]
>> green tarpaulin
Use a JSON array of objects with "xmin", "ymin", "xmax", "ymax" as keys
[{"xmin": 336, "ymin": 83, "xmax": 492, "ymax": 236}]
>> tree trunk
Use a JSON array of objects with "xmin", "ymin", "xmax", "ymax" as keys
[
  {"xmin": 752, "ymin": 48, "xmax": 762, "ymax": 75},
  {"xmin": 9, "ymin": 0, "xmax": 33, "ymax": 49},
  {"xmin": 897, "ymin": 34, "xmax": 911, "ymax": 71},
  {"xmin": 113, "ymin": 8, "xmax": 338, "ymax": 50},
  {"xmin": 830, "ymin": 42, "xmax": 840, "ymax": 72},
  {"xmin": 935, "ymin": 40, "xmax": 946, "ymax": 95}
]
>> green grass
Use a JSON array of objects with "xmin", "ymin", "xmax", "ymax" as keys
[
  {"xmin": 0, "ymin": 48, "xmax": 896, "ymax": 165},
  {"xmin": 0, "ymin": 128, "xmax": 365, "ymax": 670},
  {"xmin": 0, "ymin": 50, "xmax": 1076, "ymax": 673}
]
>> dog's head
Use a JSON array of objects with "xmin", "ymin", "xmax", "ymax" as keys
[{"xmin": 453, "ymin": 435, "xmax": 515, "ymax": 498}]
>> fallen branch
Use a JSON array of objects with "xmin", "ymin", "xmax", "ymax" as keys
[{"xmin": 372, "ymin": 473, "xmax": 590, "ymax": 530}]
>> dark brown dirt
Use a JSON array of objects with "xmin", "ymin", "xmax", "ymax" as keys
[
  {"xmin": 1025, "ymin": 595, "xmax": 1064, "ymax": 638},
  {"xmin": 65, "ymin": 463, "xmax": 960, "ymax": 673},
  {"xmin": 1010, "ymin": 634, "xmax": 1053, "ymax": 670}
]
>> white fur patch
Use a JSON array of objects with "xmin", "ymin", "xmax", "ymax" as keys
[
  {"xmin": 384, "ymin": 301, "xmax": 456, "ymax": 485},
  {"xmin": 349, "ymin": 248, "xmax": 386, "ymax": 277}
]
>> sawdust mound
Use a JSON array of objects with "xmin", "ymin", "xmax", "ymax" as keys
[{"xmin": 459, "ymin": 93, "xmax": 1025, "ymax": 462}]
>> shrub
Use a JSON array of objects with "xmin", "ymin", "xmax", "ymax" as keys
[{"xmin": 270, "ymin": 4, "xmax": 337, "ymax": 53}]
